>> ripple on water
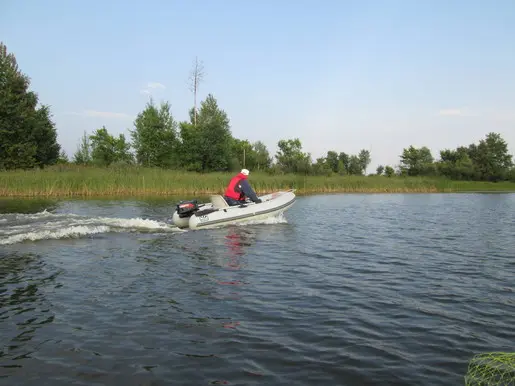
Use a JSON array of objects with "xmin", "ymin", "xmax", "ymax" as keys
[{"xmin": 1, "ymin": 194, "xmax": 514, "ymax": 385}]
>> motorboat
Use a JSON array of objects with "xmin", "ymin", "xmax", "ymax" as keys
[{"xmin": 172, "ymin": 189, "xmax": 296, "ymax": 230}]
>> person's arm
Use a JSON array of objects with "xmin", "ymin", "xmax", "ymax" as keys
[{"xmin": 240, "ymin": 179, "xmax": 261, "ymax": 203}]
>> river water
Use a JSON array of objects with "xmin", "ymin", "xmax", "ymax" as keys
[{"xmin": 0, "ymin": 193, "xmax": 513, "ymax": 385}]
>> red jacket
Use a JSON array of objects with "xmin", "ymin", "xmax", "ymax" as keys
[{"xmin": 224, "ymin": 172, "xmax": 248, "ymax": 200}]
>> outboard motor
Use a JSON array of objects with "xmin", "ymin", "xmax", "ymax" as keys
[{"xmin": 175, "ymin": 200, "xmax": 199, "ymax": 218}]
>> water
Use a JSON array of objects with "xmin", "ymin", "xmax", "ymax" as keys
[{"xmin": 0, "ymin": 193, "xmax": 514, "ymax": 385}]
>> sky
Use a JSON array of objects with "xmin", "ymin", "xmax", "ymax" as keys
[{"xmin": 1, "ymin": 0, "xmax": 515, "ymax": 172}]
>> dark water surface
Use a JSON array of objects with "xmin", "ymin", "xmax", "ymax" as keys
[{"xmin": 0, "ymin": 193, "xmax": 514, "ymax": 385}]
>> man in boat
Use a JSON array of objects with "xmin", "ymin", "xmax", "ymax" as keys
[{"xmin": 224, "ymin": 168, "xmax": 262, "ymax": 206}]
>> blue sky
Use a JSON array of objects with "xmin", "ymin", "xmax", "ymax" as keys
[{"xmin": 1, "ymin": 0, "xmax": 515, "ymax": 171}]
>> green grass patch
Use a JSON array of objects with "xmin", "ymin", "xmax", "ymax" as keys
[{"xmin": 1, "ymin": 165, "xmax": 515, "ymax": 198}]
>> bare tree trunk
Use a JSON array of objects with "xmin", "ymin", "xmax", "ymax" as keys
[{"xmin": 189, "ymin": 56, "xmax": 205, "ymax": 126}]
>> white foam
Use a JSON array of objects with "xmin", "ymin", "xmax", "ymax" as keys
[
  {"xmin": 238, "ymin": 212, "xmax": 288, "ymax": 226},
  {"xmin": 0, "ymin": 225, "xmax": 111, "ymax": 245},
  {"xmin": 0, "ymin": 211, "xmax": 184, "ymax": 245},
  {"xmin": 90, "ymin": 216, "xmax": 173, "ymax": 231},
  {"xmin": 13, "ymin": 209, "xmax": 73, "ymax": 220},
  {"xmin": 1, "ymin": 219, "xmax": 78, "ymax": 236}
]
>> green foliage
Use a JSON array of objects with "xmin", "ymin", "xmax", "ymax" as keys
[
  {"xmin": 507, "ymin": 167, "xmax": 515, "ymax": 183},
  {"xmin": 177, "ymin": 121, "xmax": 201, "ymax": 171},
  {"xmin": 312, "ymin": 157, "xmax": 333, "ymax": 176},
  {"xmin": 326, "ymin": 151, "xmax": 339, "ymax": 173},
  {"xmin": 275, "ymin": 138, "xmax": 312, "ymax": 174},
  {"xmin": 89, "ymin": 126, "xmax": 133, "ymax": 166},
  {"xmin": 400, "ymin": 145, "xmax": 435, "ymax": 176},
  {"xmin": 56, "ymin": 150, "xmax": 69, "ymax": 164},
  {"xmin": 358, "ymin": 149, "xmax": 371, "ymax": 174},
  {"xmin": 0, "ymin": 41, "xmax": 61, "ymax": 170},
  {"xmin": 253, "ymin": 141, "xmax": 272, "ymax": 171},
  {"xmin": 228, "ymin": 139, "xmax": 272, "ymax": 172},
  {"xmin": 468, "ymin": 132, "xmax": 513, "ymax": 181},
  {"xmin": 384, "ymin": 165, "xmax": 395, "ymax": 177},
  {"xmin": 434, "ymin": 132, "xmax": 513, "ymax": 182},
  {"xmin": 376, "ymin": 165, "xmax": 385, "ymax": 175},
  {"xmin": 437, "ymin": 148, "xmax": 476, "ymax": 180},
  {"xmin": 308, "ymin": 149, "xmax": 373, "ymax": 176},
  {"xmin": 130, "ymin": 99, "xmax": 178, "ymax": 168},
  {"xmin": 178, "ymin": 94, "xmax": 233, "ymax": 172},
  {"xmin": 230, "ymin": 138, "xmax": 254, "ymax": 171},
  {"xmin": 73, "ymin": 131, "xmax": 91, "ymax": 165},
  {"xmin": 347, "ymin": 155, "xmax": 363, "ymax": 175},
  {"xmin": 338, "ymin": 152, "xmax": 350, "ymax": 174}
]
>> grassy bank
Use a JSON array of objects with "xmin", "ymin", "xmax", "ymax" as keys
[{"xmin": 1, "ymin": 165, "xmax": 515, "ymax": 198}]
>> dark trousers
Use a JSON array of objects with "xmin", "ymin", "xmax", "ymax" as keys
[{"xmin": 224, "ymin": 196, "xmax": 246, "ymax": 206}]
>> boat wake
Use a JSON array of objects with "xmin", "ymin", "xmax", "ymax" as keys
[
  {"xmin": 232, "ymin": 212, "xmax": 289, "ymax": 227},
  {"xmin": 0, "ymin": 210, "xmax": 182, "ymax": 245}
]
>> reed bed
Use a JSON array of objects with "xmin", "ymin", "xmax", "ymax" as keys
[{"xmin": 1, "ymin": 165, "xmax": 514, "ymax": 198}]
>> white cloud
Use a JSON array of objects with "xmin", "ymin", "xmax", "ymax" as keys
[
  {"xmin": 140, "ymin": 81, "xmax": 166, "ymax": 95},
  {"xmin": 147, "ymin": 82, "xmax": 165, "ymax": 89},
  {"xmin": 64, "ymin": 110, "xmax": 133, "ymax": 120},
  {"xmin": 437, "ymin": 108, "xmax": 476, "ymax": 117},
  {"xmin": 438, "ymin": 108, "xmax": 515, "ymax": 122}
]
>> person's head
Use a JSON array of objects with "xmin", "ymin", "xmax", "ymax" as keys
[{"xmin": 240, "ymin": 168, "xmax": 249, "ymax": 176}]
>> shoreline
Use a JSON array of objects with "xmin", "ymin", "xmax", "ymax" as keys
[
  {"xmin": 1, "ymin": 167, "xmax": 515, "ymax": 199},
  {"xmin": 1, "ymin": 188, "xmax": 515, "ymax": 200}
]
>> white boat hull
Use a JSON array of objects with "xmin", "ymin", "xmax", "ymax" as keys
[{"xmin": 172, "ymin": 190, "xmax": 296, "ymax": 230}]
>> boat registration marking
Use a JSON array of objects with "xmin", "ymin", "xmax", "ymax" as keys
[{"xmin": 198, "ymin": 215, "xmax": 209, "ymax": 223}]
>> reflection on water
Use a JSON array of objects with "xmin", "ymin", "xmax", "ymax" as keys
[
  {"xmin": 0, "ymin": 198, "xmax": 58, "ymax": 215},
  {"xmin": 224, "ymin": 226, "xmax": 255, "ymax": 263}
]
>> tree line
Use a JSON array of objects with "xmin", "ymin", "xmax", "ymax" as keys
[
  {"xmin": 394, "ymin": 134, "xmax": 514, "ymax": 182},
  {"xmin": 1, "ymin": 41, "xmax": 514, "ymax": 182},
  {"xmin": 69, "ymin": 97, "xmax": 373, "ymax": 177}
]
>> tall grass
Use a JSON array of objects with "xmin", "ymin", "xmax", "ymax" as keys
[{"xmin": 1, "ymin": 164, "xmax": 515, "ymax": 198}]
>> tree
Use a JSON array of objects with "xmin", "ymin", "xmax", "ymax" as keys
[
  {"xmin": 189, "ymin": 56, "xmax": 205, "ymax": 127},
  {"xmin": 275, "ymin": 138, "xmax": 312, "ymax": 174},
  {"xmin": 89, "ymin": 126, "xmax": 133, "ymax": 166},
  {"xmin": 358, "ymin": 149, "xmax": 371, "ymax": 174},
  {"xmin": 178, "ymin": 94, "xmax": 233, "ymax": 172},
  {"xmin": 130, "ymin": 99, "xmax": 179, "ymax": 168},
  {"xmin": 347, "ymin": 155, "xmax": 363, "ymax": 175},
  {"xmin": 507, "ymin": 167, "xmax": 515, "ymax": 183},
  {"xmin": 56, "ymin": 150, "xmax": 69, "ymax": 164},
  {"xmin": 338, "ymin": 152, "xmax": 350, "ymax": 174},
  {"xmin": 399, "ymin": 145, "xmax": 435, "ymax": 176},
  {"xmin": 112, "ymin": 133, "xmax": 133, "ymax": 165},
  {"xmin": 326, "ymin": 151, "xmax": 339, "ymax": 173},
  {"xmin": 435, "ymin": 133, "xmax": 513, "ymax": 181},
  {"xmin": 468, "ymin": 132, "xmax": 513, "ymax": 181},
  {"xmin": 229, "ymin": 138, "xmax": 255, "ymax": 171},
  {"xmin": 177, "ymin": 119, "xmax": 202, "ymax": 171},
  {"xmin": 253, "ymin": 141, "xmax": 272, "ymax": 171},
  {"xmin": 437, "ymin": 147, "xmax": 476, "ymax": 180},
  {"xmin": 73, "ymin": 130, "xmax": 91, "ymax": 165},
  {"xmin": 312, "ymin": 157, "xmax": 332, "ymax": 176},
  {"xmin": 0, "ymin": 41, "xmax": 61, "ymax": 170},
  {"xmin": 376, "ymin": 165, "xmax": 384, "ymax": 175},
  {"xmin": 384, "ymin": 165, "xmax": 394, "ymax": 177}
]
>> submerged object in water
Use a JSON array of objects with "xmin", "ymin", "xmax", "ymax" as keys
[{"xmin": 172, "ymin": 190, "xmax": 296, "ymax": 230}]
